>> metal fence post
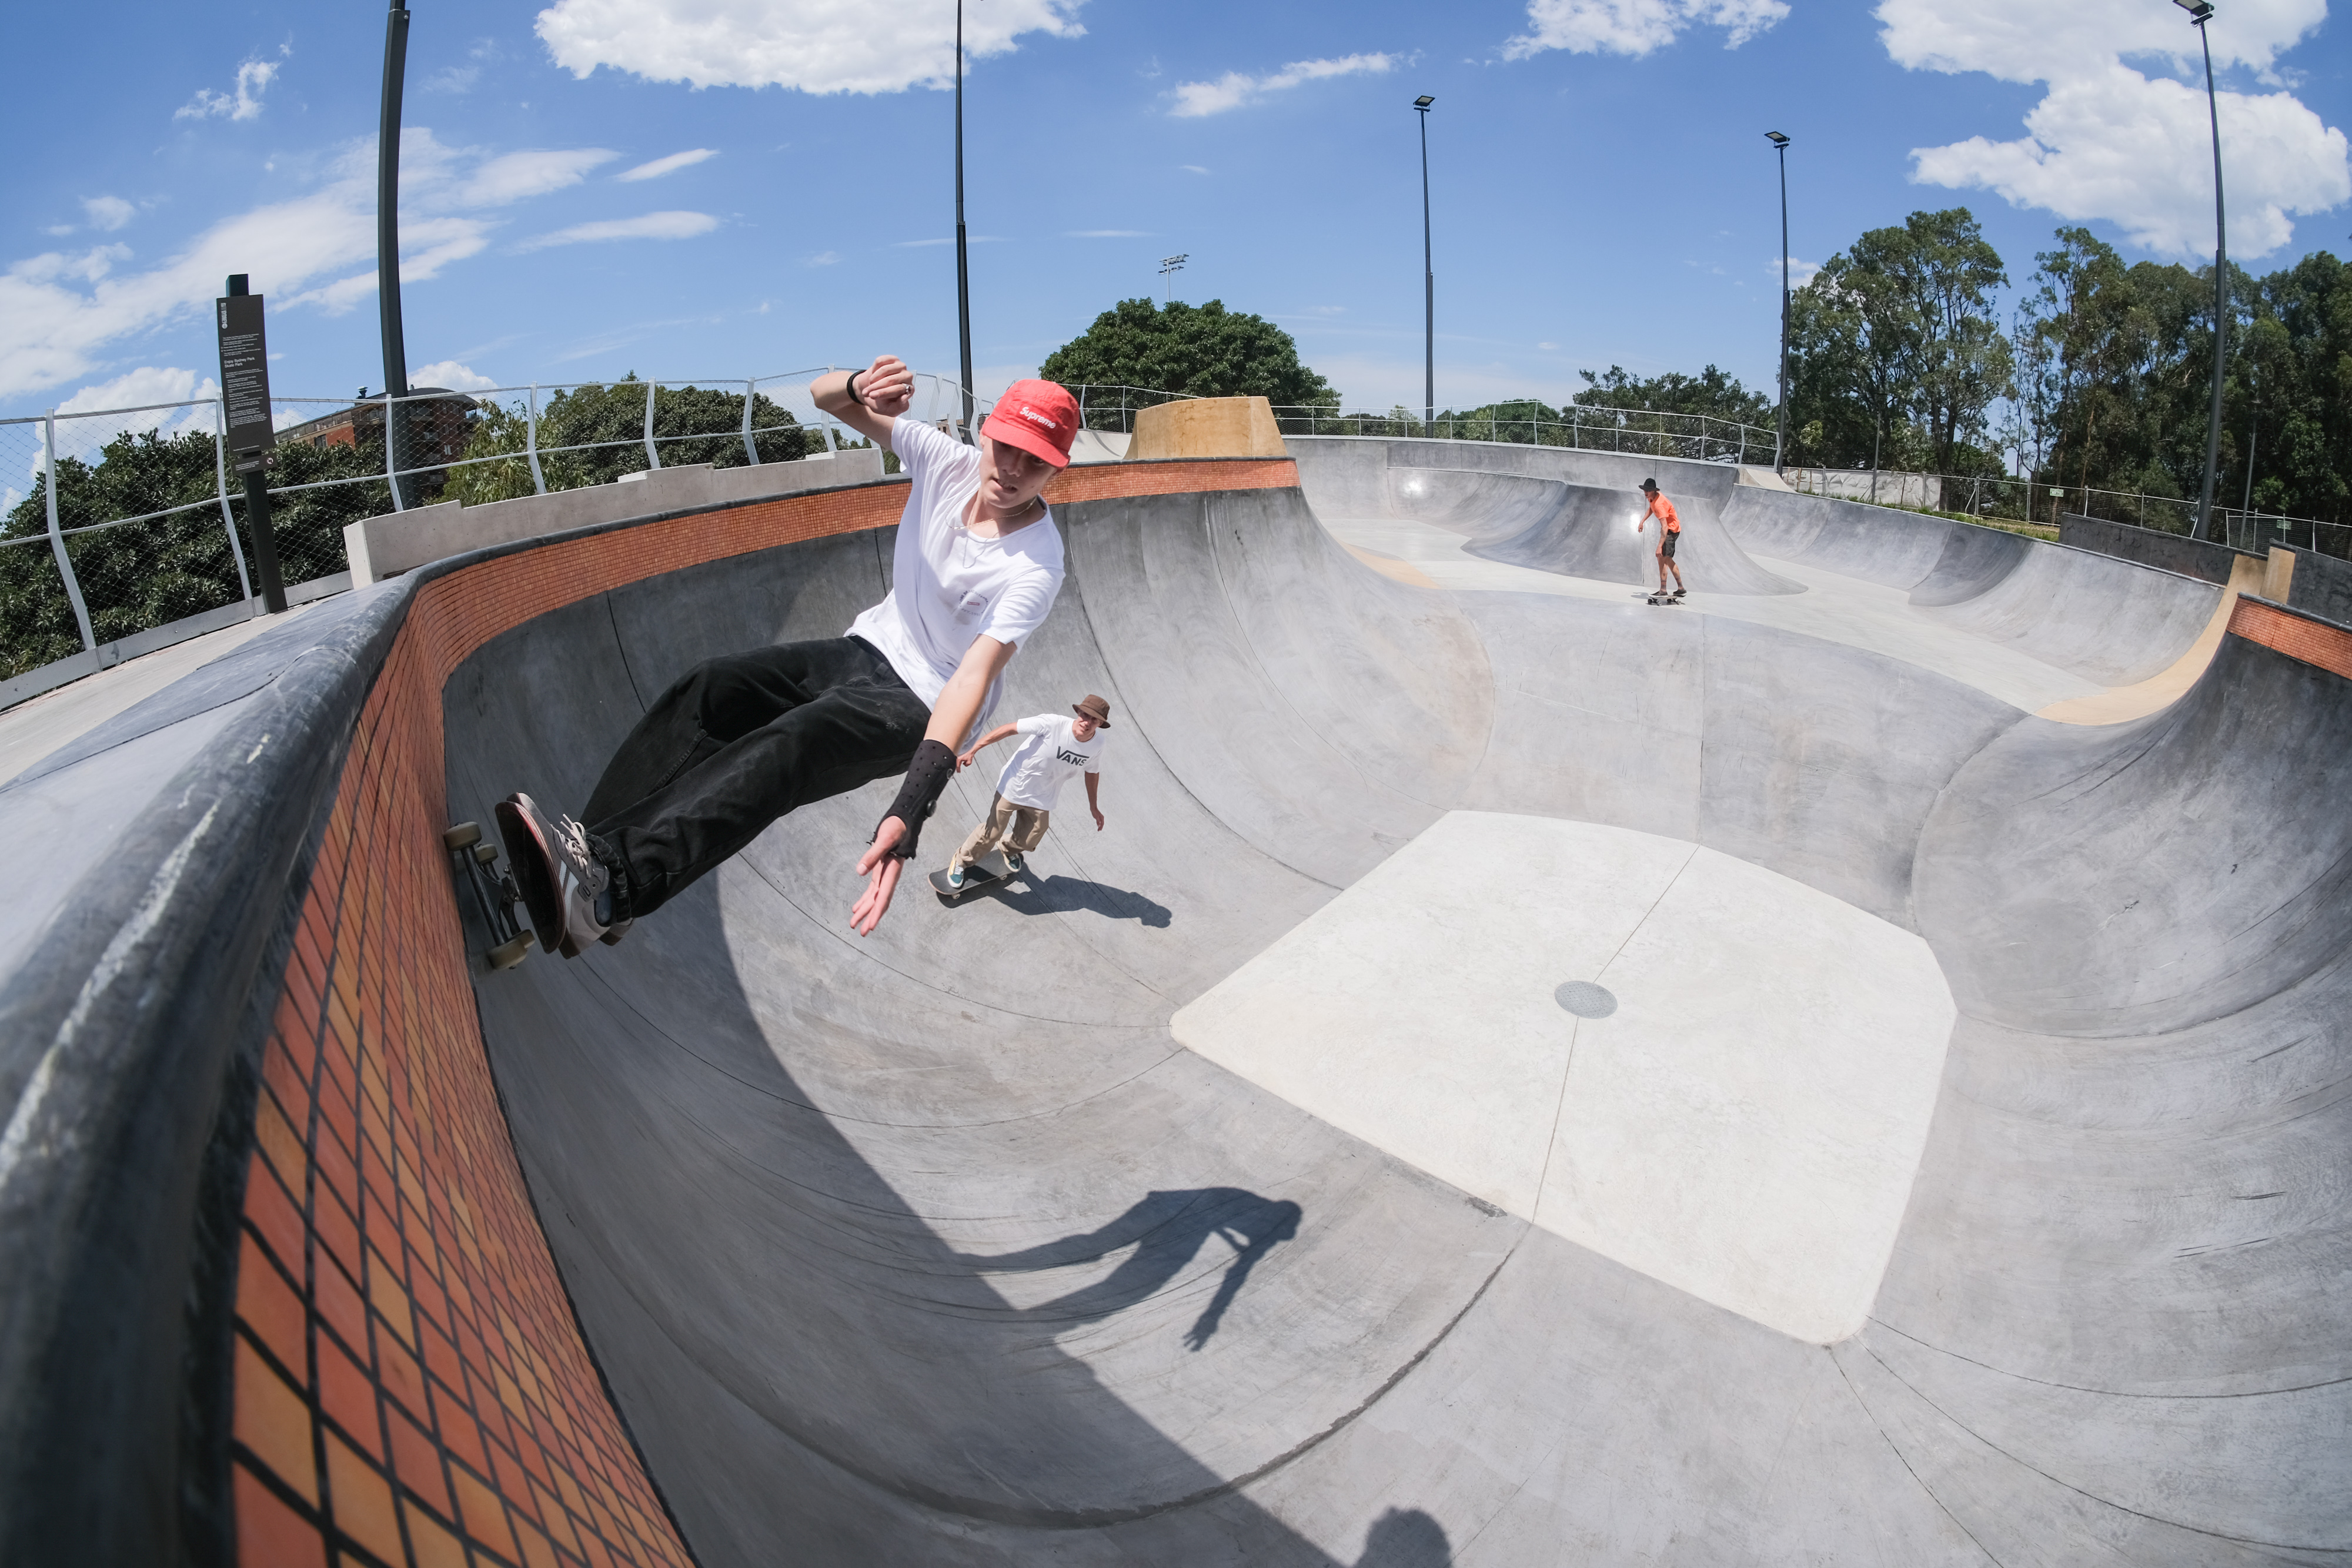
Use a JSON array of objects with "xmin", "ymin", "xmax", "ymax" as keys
[
  {"xmin": 644, "ymin": 380, "xmax": 661, "ymax": 470},
  {"xmin": 526, "ymin": 385, "xmax": 547, "ymax": 494},
  {"xmin": 741, "ymin": 378, "xmax": 761, "ymax": 466},
  {"xmin": 43, "ymin": 410, "xmax": 98, "ymax": 656},
  {"xmin": 211, "ymin": 397, "xmax": 256, "ymax": 606},
  {"xmin": 384, "ymin": 393, "xmax": 404, "ymax": 511}
]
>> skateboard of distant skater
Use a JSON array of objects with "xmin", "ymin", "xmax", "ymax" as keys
[
  {"xmin": 929, "ymin": 850, "xmax": 1017, "ymax": 901},
  {"xmin": 1641, "ymin": 589, "xmax": 1688, "ymax": 606}
]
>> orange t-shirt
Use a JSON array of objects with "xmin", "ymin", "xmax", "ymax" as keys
[{"xmin": 1647, "ymin": 494, "xmax": 1681, "ymax": 532}]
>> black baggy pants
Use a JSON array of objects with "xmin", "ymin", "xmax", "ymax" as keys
[{"xmin": 583, "ymin": 637, "xmax": 930, "ymax": 918}]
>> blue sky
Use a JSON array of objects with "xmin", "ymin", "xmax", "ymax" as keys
[{"xmin": 4, "ymin": 0, "xmax": 2346, "ymax": 429}]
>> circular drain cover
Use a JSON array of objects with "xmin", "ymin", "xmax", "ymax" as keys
[{"xmin": 1555, "ymin": 981, "xmax": 1618, "ymax": 1019}]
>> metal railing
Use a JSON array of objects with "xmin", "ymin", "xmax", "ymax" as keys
[
  {"xmin": 1783, "ymin": 464, "xmax": 2350, "ymax": 560},
  {"xmin": 1, "ymin": 369, "xmax": 987, "ymax": 704},
  {"xmin": 1266, "ymin": 404, "xmax": 1778, "ymax": 466}
]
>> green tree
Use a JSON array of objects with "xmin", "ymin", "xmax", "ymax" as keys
[
  {"xmin": 1040, "ymin": 300, "xmax": 1339, "ymax": 425},
  {"xmin": 1572, "ymin": 365, "xmax": 1773, "ymax": 427},
  {"xmin": 1789, "ymin": 208, "xmax": 2012, "ymax": 500}
]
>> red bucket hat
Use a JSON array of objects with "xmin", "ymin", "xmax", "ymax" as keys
[{"xmin": 981, "ymin": 379, "xmax": 1081, "ymax": 469}]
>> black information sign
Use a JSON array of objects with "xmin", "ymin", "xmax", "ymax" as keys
[{"xmin": 216, "ymin": 293, "xmax": 277, "ymax": 460}]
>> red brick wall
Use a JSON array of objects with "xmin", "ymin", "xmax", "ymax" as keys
[
  {"xmin": 2230, "ymin": 596, "xmax": 2352, "ymax": 681},
  {"xmin": 223, "ymin": 459, "xmax": 1296, "ymax": 1567}
]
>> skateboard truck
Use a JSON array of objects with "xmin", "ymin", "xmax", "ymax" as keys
[{"xmin": 442, "ymin": 821, "xmax": 534, "ymax": 969}]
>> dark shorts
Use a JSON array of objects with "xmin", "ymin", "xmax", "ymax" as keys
[{"xmin": 1659, "ymin": 530, "xmax": 1679, "ymax": 559}]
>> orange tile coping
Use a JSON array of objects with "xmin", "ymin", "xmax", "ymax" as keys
[
  {"xmin": 226, "ymin": 459, "xmax": 1297, "ymax": 1566},
  {"xmin": 2229, "ymin": 596, "xmax": 2352, "ymax": 682}
]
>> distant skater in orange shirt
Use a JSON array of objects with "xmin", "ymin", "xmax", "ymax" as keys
[{"xmin": 1636, "ymin": 477, "xmax": 1685, "ymax": 599}]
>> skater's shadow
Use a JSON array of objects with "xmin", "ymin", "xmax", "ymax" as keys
[
  {"xmin": 1353, "ymin": 1507, "xmax": 1452, "ymax": 1566},
  {"xmin": 954, "ymin": 1188, "xmax": 1301, "ymax": 1351},
  {"xmin": 987, "ymin": 871, "xmax": 1172, "ymax": 928}
]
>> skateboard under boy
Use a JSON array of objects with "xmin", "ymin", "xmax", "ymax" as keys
[
  {"xmin": 442, "ymin": 820, "xmax": 534, "ymax": 969},
  {"xmin": 928, "ymin": 850, "xmax": 1018, "ymax": 901}
]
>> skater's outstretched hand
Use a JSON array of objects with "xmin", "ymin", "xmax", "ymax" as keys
[
  {"xmin": 1091, "ymin": 805, "xmax": 1105, "ymax": 830},
  {"xmin": 851, "ymin": 818, "xmax": 910, "ymax": 934}
]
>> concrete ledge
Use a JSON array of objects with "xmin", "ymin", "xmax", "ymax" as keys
[
  {"xmin": 2281, "ymin": 542, "xmax": 2352, "ymax": 625},
  {"xmin": 343, "ymin": 450, "xmax": 887, "ymax": 585},
  {"xmin": 1128, "ymin": 397, "xmax": 1289, "ymax": 460},
  {"xmin": 2060, "ymin": 512, "xmax": 2260, "ymax": 586}
]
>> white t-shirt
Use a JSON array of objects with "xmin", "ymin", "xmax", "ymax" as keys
[
  {"xmin": 846, "ymin": 417, "xmax": 1065, "ymax": 734},
  {"xmin": 994, "ymin": 714, "xmax": 1108, "ymax": 810}
]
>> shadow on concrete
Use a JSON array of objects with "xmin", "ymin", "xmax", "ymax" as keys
[
  {"xmin": 1354, "ymin": 1507, "xmax": 1454, "ymax": 1567},
  {"xmin": 984, "ymin": 870, "xmax": 1175, "ymax": 927},
  {"xmin": 956, "ymin": 1188, "xmax": 1303, "ymax": 1352}
]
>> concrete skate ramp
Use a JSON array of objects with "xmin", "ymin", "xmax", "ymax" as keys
[
  {"xmin": 1291, "ymin": 440, "xmax": 1802, "ymax": 595},
  {"xmin": 1720, "ymin": 483, "xmax": 2223, "ymax": 684},
  {"xmin": 5, "ymin": 457, "xmax": 2348, "ymax": 1567}
]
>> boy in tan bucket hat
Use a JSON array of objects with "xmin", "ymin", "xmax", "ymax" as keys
[{"xmin": 945, "ymin": 694, "xmax": 1112, "ymax": 889}]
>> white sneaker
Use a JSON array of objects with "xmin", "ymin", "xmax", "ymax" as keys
[{"xmin": 496, "ymin": 793, "xmax": 609, "ymax": 958}]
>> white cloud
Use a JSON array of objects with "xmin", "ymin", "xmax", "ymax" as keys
[
  {"xmin": 1504, "ymin": 0, "xmax": 1787, "ymax": 59},
  {"xmin": 176, "ymin": 55, "xmax": 284, "ymax": 122},
  {"xmin": 0, "ymin": 128, "xmax": 622, "ymax": 401},
  {"xmin": 512, "ymin": 210, "xmax": 719, "ymax": 252},
  {"xmin": 534, "ymin": 0, "xmax": 1086, "ymax": 94},
  {"xmin": 1170, "ymin": 53, "xmax": 1396, "ymax": 118},
  {"xmin": 1181, "ymin": 165, "xmax": 1210, "ymax": 175},
  {"xmin": 806, "ymin": 250, "xmax": 840, "ymax": 266},
  {"xmin": 459, "ymin": 147, "xmax": 619, "ymax": 206},
  {"xmin": 412, "ymin": 359, "xmax": 499, "ymax": 392},
  {"xmin": 617, "ymin": 148, "xmax": 717, "ymax": 181},
  {"xmin": 1885, "ymin": 0, "xmax": 2350, "ymax": 259},
  {"xmin": 81, "ymin": 197, "xmax": 135, "ymax": 233},
  {"xmin": 38, "ymin": 367, "xmax": 223, "ymax": 470},
  {"xmin": 1773, "ymin": 255, "xmax": 1822, "ymax": 288}
]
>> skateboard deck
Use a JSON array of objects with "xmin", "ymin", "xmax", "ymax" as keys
[
  {"xmin": 929, "ymin": 850, "xmax": 1017, "ymax": 900},
  {"xmin": 1642, "ymin": 591, "xmax": 1686, "ymax": 606}
]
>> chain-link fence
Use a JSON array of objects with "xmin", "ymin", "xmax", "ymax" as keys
[
  {"xmin": 0, "ymin": 368, "xmax": 991, "ymax": 705},
  {"xmin": 1267, "ymin": 403, "xmax": 1776, "ymax": 466}
]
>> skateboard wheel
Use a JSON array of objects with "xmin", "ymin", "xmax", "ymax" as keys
[
  {"xmin": 487, "ymin": 932, "xmax": 532, "ymax": 969},
  {"xmin": 473, "ymin": 842, "xmax": 500, "ymax": 865},
  {"xmin": 443, "ymin": 822, "xmax": 483, "ymax": 851}
]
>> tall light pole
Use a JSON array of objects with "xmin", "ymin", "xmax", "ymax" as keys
[
  {"xmin": 1766, "ymin": 131, "xmax": 1792, "ymax": 474},
  {"xmin": 377, "ymin": 0, "xmax": 413, "ymax": 506},
  {"xmin": 953, "ymin": 0, "xmax": 975, "ymax": 442},
  {"xmin": 1160, "ymin": 253, "xmax": 1188, "ymax": 305},
  {"xmin": 1414, "ymin": 95, "xmax": 1435, "ymax": 434},
  {"xmin": 2177, "ymin": 0, "xmax": 2229, "ymax": 540}
]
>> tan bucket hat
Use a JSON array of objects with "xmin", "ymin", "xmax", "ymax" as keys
[{"xmin": 1073, "ymin": 694, "xmax": 1112, "ymax": 727}]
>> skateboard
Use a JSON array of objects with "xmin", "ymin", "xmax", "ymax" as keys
[
  {"xmin": 442, "ymin": 821, "xmax": 535, "ymax": 969},
  {"xmin": 928, "ymin": 850, "xmax": 1017, "ymax": 901},
  {"xmin": 1641, "ymin": 590, "xmax": 1686, "ymax": 606}
]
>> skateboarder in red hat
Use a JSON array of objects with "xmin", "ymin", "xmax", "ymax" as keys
[
  {"xmin": 497, "ymin": 355, "xmax": 1081, "ymax": 954},
  {"xmin": 1637, "ymin": 477, "xmax": 1686, "ymax": 600}
]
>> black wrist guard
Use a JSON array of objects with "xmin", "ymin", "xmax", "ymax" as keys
[
  {"xmin": 846, "ymin": 370, "xmax": 866, "ymax": 410},
  {"xmin": 873, "ymin": 740, "xmax": 956, "ymax": 860}
]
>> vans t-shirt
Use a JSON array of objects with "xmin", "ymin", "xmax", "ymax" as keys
[
  {"xmin": 846, "ymin": 417, "xmax": 1066, "ymax": 732},
  {"xmin": 994, "ymin": 714, "xmax": 1107, "ymax": 810}
]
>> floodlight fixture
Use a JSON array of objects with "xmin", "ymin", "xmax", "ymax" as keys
[
  {"xmin": 1414, "ymin": 95, "xmax": 1435, "ymax": 109},
  {"xmin": 1765, "ymin": 130, "xmax": 1789, "ymax": 148},
  {"xmin": 2173, "ymin": 0, "xmax": 2215, "ymax": 19}
]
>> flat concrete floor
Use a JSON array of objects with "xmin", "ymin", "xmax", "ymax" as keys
[{"xmin": 1174, "ymin": 812, "xmax": 1955, "ymax": 1343}]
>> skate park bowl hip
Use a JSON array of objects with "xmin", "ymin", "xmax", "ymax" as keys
[{"xmin": 1, "ymin": 436, "xmax": 2347, "ymax": 1566}]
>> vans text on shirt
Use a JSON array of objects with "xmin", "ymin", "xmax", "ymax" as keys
[{"xmin": 994, "ymin": 714, "xmax": 1107, "ymax": 810}]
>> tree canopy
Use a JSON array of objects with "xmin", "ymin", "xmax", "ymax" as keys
[{"xmin": 1039, "ymin": 300, "xmax": 1339, "ymax": 422}]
